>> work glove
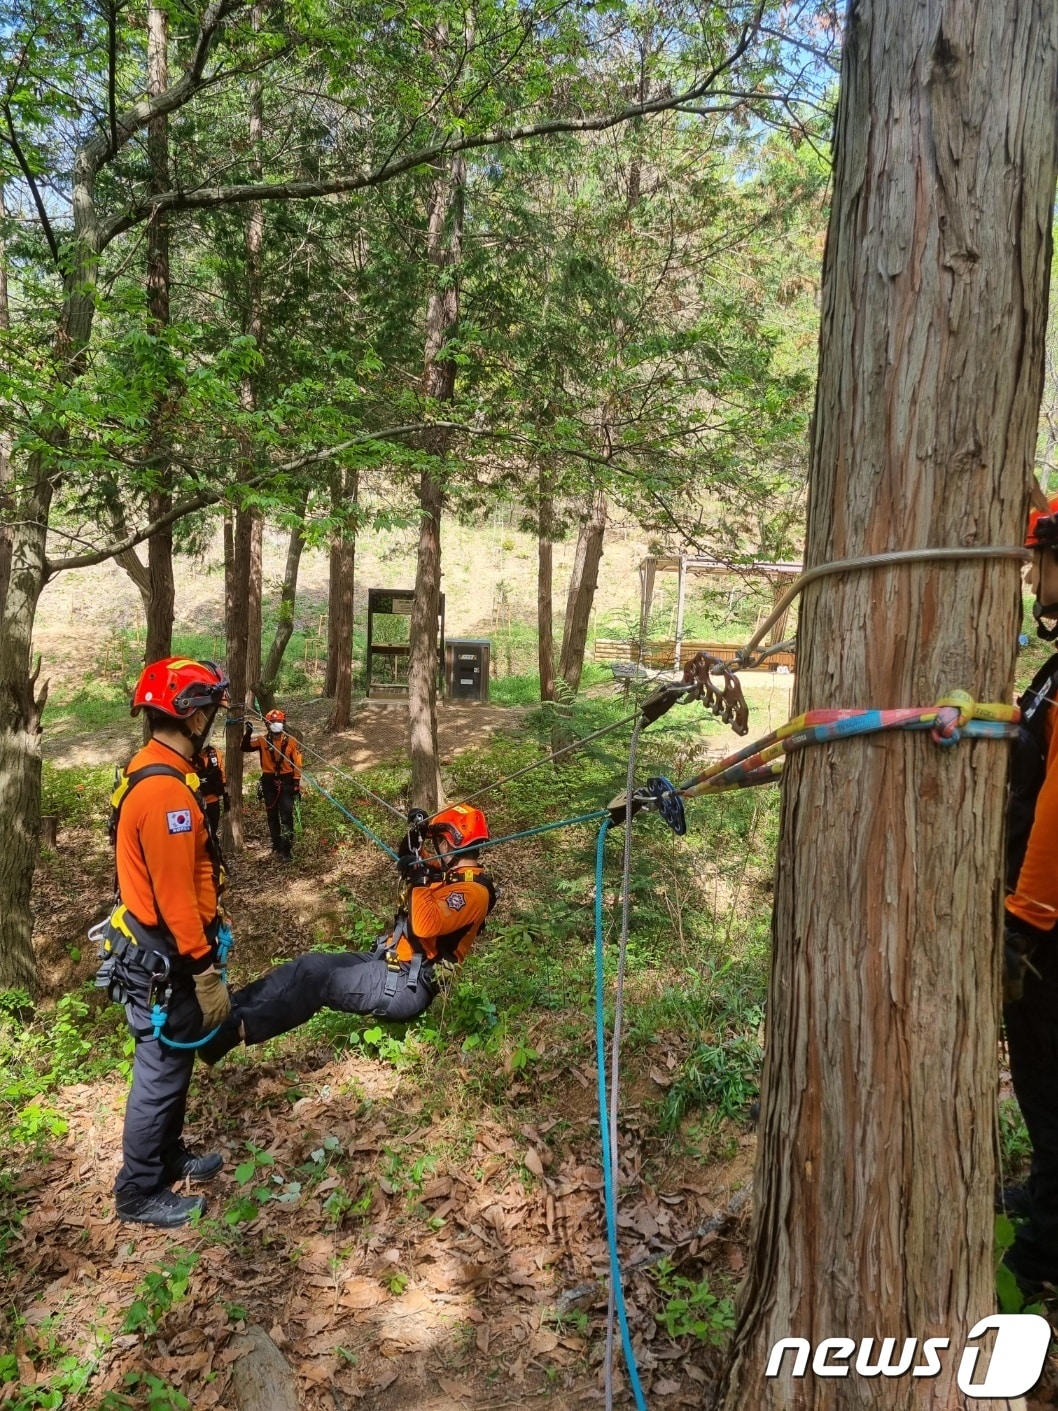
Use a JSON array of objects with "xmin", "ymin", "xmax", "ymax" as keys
[
  {"xmin": 397, "ymin": 854, "xmax": 434, "ymax": 888},
  {"xmin": 242, "ymin": 722, "xmax": 252, "ymax": 743},
  {"xmin": 194, "ymin": 967, "xmax": 232, "ymax": 1031},
  {"xmin": 222, "ymin": 790, "xmax": 231, "ymax": 814},
  {"xmin": 292, "ymin": 782, "xmax": 301, "ymax": 797},
  {"xmin": 1004, "ymin": 919, "xmax": 1045, "ymax": 1006}
]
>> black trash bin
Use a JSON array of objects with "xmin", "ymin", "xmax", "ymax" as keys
[{"xmin": 444, "ymin": 639, "xmax": 490, "ymax": 703}]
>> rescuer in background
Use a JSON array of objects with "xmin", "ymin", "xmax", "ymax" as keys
[
  {"xmin": 242, "ymin": 709, "xmax": 303, "ymax": 861},
  {"xmin": 1002, "ymin": 497, "xmax": 1058, "ymax": 1291},
  {"xmin": 192, "ymin": 742, "xmax": 228, "ymax": 835}
]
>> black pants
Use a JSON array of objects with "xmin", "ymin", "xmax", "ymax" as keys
[
  {"xmin": 201, "ymin": 951, "xmax": 437, "ymax": 1064},
  {"xmin": 1005, "ymin": 933, "xmax": 1058, "ymax": 1276},
  {"xmin": 114, "ymin": 983, "xmax": 207, "ymax": 1201},
  {"xmin": 262, "ymin": 775, "xmax": 296, "ymax": 857}
]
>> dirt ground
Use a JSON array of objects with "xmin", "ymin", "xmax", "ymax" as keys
[{"xmin": 20, "ymin": 688, "xmax": 765, "ymax": 1410}]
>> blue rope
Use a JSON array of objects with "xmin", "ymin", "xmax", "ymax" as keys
[
  {"xmin": 298, "ymin": 766, "xmax": 400, "ymax": 860},
  {"xmin": 594, "ymin": 820, "xmax": 649, "ymax": 1411},
  {"xmin": 153, "ymin": 922, "xmax": 235, "ymax": 1051},
  {"xmin": 454, "ymin": 810, "xmax": 611, "ymax": 857}
]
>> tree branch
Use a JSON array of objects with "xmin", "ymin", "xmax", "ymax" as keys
[
  {"xmin": 2, "ymin": 106, "xmax": 59, "ymax": 264},
  {"xmin": 44, "ymin": 423, "xmax": 435, "ymax": 575},
  {"xmin": 84, "ymin": 0, "xmax": 247, "ymax": 172},
  {"xmin": 98, "ymin": 2, "xmax": 766, "ymax": 245}
]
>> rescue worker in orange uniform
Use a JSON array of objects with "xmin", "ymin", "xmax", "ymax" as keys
[
  {"xmin": 242, "ymin": 709, "xmax": 302, "ymax": 861},
  {"xmin": 192, "ymin": 743, "xmax": 228, "ymax": 835},
  {"xmin": 95, "ymin": 659, "xmax": 234, "ymax": 1228},
  {"xmin": 200, "ymin": 806, "xmax": 496, "ymax": 1064},
  {"xmin": 1002, "ymin": 497, "xmax": 1058, "ymax": 1289}
]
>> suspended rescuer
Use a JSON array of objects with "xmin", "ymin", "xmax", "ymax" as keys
[
  {"xmin": 243, "ymin": 708, "xmax": 302, "ymax": 861},
  {"xmin": 199, "ymin": 805, "xmax": 497, "ymax": 1063},
  {"xmin": 93, "ymin": 658, "xmax": 234, "ymax": 1228},
  {"xmin": 192, "ymin": 742, "xmax": 229, "ymax": 835},
  {"xmin": 1002, "ymin": 496, "xmax": 1058, "ymax": 1289}
]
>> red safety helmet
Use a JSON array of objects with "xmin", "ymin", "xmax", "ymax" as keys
[
  {"xmin": 427, "ymin": 804, "xmax": 489, "ymax": 857},
  {"xmin": 131, "ymin": 658, "xmax": 231, "ymax": 719},
  {"xmin": 1027, "ymin": 496, "xmax": 1058, "ymax": 548},
  {"xmin": 264, "ymin": 709, "xmax": 286, "ymax": 724}
]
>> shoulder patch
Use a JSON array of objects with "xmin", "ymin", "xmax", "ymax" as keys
[
  {"xmin": 166, "ymin": 809, "xmax": 193, "ymax": 834},
  {"xmin": 445, "ymin": 891, "xmax": 466, "ymax": 912}
]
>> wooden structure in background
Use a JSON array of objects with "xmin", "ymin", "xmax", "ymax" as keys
[
  {"xmin": 637, "ymin": 555, "xmax": 801, "ymax": 669},
  {"xmin": 366, "ymin": 588, "xmax": 445, "ymax": 699}
]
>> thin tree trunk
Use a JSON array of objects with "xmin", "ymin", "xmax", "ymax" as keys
[
  {"xmin": 558, "ymin": 488, "xmax": 607, "ymax": 694},
  {"xmin": 225, "ymin": 12, "xmax": 264, "ymax": 847},
  {"xmin": 537, "ymin": 464, "xmax": 555, "ymax": 702},
  {"xmin": 242, "ymin": 16, "xmax": 264, "ymax": 706},
  {"xmin": 324, "ymin": 468, "xmax": 343, "ymax": 698},
  {"xmin": 409, "ymin": 148, "xmax": 465, "ymax": 811},
  {"xmin": 326, "ymin": 470, "xmax": 359, "ymax": 733},
  {"xmin": 0, "ymin": 223, "xmax": 98, "ymax": 991},
  {"xmin": 144, "ymin": 0, "xmax": 174, "ymax": 669},
  {"xmin": 246, "ymin": 510, "xmax": 263, "ymax": 700},
  {"xmin": 717, "ymin": 3, "xmax": 1058, "ymax": 1408},
  {"xmin": 257, "ymin": 489, "xmax": 309, "ymax": 713},
  {"xmin": 0, "ymin": 183, "xmax": 12, "ymax": 623},
  {"xmin": 223, "ymin": 509, "xmax": 251, "ymax": 854}
]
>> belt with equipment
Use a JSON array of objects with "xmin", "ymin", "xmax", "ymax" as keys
[{"xmin": 90, "ymin": 907, "xmax": 234, "ymax": 1049}]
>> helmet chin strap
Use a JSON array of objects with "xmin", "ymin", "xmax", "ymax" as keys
[{"xmin": 182, "ymin": 707, "xmax": 219, "ymax": 753}]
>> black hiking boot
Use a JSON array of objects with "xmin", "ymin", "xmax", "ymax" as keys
[
  {"xmin": 115, "ymin": 1188, "xmax": 206, "ymax": 1228},
  {"xmin": 163, "ymin": 1141, "xmax": 223, "ymax": 1183},
  {"xmin": 198, "ymin": 1014, "xmax": 242, "ymax": 1067}
]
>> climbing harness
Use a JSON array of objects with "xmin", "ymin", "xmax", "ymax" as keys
[
  {"xmin": 146, "ymin": 919, "xmax": 235, "ymax": 1051},
  {"xmin": 91, "ymin": 914, "xmax": 235, "ymax": 1051}
]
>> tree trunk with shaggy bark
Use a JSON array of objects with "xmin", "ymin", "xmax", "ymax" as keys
[
  {"xmin": 716, "ymin": 4, "xmax": 1058, "ymax": 1408},
  {"xmin": 558, "ymin": 488, "xmax": 606, "ymax": 694}
]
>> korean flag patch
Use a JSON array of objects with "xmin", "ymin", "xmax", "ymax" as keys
[
  {"xmin": 166, "ymin": 809, "xmax": 193, "ymax": 834},
  {"xmin": 445, "ymin": 891, "xmax": 466, "ymax": 912}
]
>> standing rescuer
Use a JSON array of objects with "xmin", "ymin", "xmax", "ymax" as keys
[
  {"xmin": 243, "ymin": 709, "xmax": 302, "ymax": 861},
  {"xmin": 94, "ymin": 658, "xmax": 234, "ymax": 1228},
  {"xmin": 198, "ymin": 805, "xmax": 497, "ymax": 1063},
  {"xmin": 1003, "ymin": 498, "xmax": 1058, "ymax": 1289},
  {"xmin": 192, "ymin": 742, "xmax": 229, "ymax": 836}
]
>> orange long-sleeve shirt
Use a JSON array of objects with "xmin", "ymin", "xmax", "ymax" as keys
[
  {"xmin": 395, "ymin": 867, "xmax": 495, "ymax": 963},
  {"xmin": 115, "ymin": 739, "xmax": 218, "ymax": 964},
  {"xmin": 1007, "ymin": 701, "xmax": 1058, "ymax": 931},
  {"xmin": 244, "ymin": 730, "xmax": 302, "ymax": 779}
]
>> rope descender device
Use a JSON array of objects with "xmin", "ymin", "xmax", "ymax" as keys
[
  {"xmin": 607, "ymin": 776, "xmax": 686, "ymax": 834},
  {"xmin": 637, "ymin": 650, "xmax": 751, "ymax": 736}
]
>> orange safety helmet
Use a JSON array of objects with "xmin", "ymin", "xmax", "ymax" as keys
[
  {"xmin": 427, "ymin": 804, "xmax": 490, "ymax": 857},
  {"xmin": 131, "ymin": 658, "xmax": 231, "ymax": 719},
  {"xmin": 1027, "ymin": 497, "xmax": 1058, "ymax": 548},
  {"xmin": 264, "ymin": 709, "xmax": 286, "ymax": 725}
]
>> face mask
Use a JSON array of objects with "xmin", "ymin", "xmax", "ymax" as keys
[
  {"xmin": 269, "ymin": 722, "xmax": 283, "ymax": 735},
  {"xmin": 189, "ymin": 709, "xmax": 217, "ymax": 752}
]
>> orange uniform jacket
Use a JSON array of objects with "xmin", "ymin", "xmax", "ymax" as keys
[
  {"xmin": 245, "ymin": 731, "xmax": 303, "ymax": 780},
  {"xmin": 1008, "ymin": 702, "xmax": 1058, "ymax": 932},
  {"xmin": 115, "ymin": 739, "xmax": 218, "ymax": 967},
  {"xmin": 395, "ymin": 867, "xmax": 494, "ymax": 964}
]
